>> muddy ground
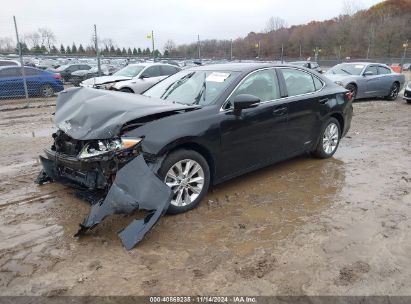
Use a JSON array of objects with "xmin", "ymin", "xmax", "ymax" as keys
[{"xmin": 0, "ymin": 94, "xmax": 410, "ymax": 296}]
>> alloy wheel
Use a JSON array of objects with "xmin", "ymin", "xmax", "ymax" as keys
[
  {"xmin": 322, "ymin": 122, "xmax": 339, "ymax": 154},
  {"xmin": 164, "ymin": 159, "xmax": 205, "ymax": 207},
  {"xmin": 42, "ymin": 85, "xmax": 54, "ymax": 97},
  {"xmin": 390, "ymin": 83, "xmax": 399, "ymax": 99}
]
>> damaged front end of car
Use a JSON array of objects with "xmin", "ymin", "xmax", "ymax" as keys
[{"xmin": 35, "ymin": 87, "xmax": 180, "ymax": 250}]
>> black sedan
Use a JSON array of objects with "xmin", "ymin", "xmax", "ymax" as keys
[{"xmin": 36, "ymin": 63, "xmax": 353, "ymax": 249}]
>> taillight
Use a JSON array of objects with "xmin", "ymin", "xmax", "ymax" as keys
[{"xmin": 53, "ymin": 74, "xmax": 61, "ymax": 79}]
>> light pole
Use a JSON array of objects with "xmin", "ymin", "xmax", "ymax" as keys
[
  {"xmin": 400, "ymin": 40, "xmax": 408, "ymax": 73},
  {"xmin": 313, "ymin": 47, "xmax": 322, "ymax": 62}
]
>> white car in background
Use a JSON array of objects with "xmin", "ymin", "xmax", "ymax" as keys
[{"xmin": 80, "ymin": 63, "xmax": 181, "ymax": 94}]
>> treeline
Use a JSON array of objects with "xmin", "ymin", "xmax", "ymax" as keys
[{"xmin": 170, "ymin": 0, "xmax": 411, "ymax": 59}]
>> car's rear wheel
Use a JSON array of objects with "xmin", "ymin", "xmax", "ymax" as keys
[
  {"xmin": 386, "ymin": 82, "xmax": 399, "ymax": 101},
  {"xmin": 158, "ymin": 149, "xmax": 210, "ymax": 214},
  {"xmin": 40, "ymin": 84, "xmax": 54, "ymax": 97},
  {"xmin": 346, "ymin": 83, "xmax": 357, "ymax": 100},
  {"xmin": 312, "ymin": 118, "xmax": 341, "ymax": 159}
]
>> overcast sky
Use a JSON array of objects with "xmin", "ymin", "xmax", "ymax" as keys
[{"xmin": 0, "ymin": 0, "xmax": 382, "ymax": 50}]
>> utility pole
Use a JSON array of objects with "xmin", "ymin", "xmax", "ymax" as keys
[
  {"xmin": 281, "ymin": 43, "xmax": 284, "ymax": 63},
  {"xmin": 338, "ymin": 45, "xmax": 342, "ymax": 62},
  {"xmin": 151, "ymin": 30, "xmax": 155, "ymax": 61},
  {"xmin": 299, "ymin": 43, "xmax": 302, "ymax": 60},
  {"xmin": 13, "ymin": 16, "xmax": 29, "ymax": 107},
  {"xmin": 197, "ymin": 34, "xmax": 201, "ymax": 61},
  {"xmin": 400, "ymin": 40, "xmax": 408, "ymax": 73},
  {"xmin": 94, "ymin": 24, "xmax": 101, "ymax": 76},
  {"xmin": 230, "ymin": 39, "xmax": 233, "ymax": 61},
  {"xmin": 257, "ymin": 41, "xmax": 261, "ymax": 59}
]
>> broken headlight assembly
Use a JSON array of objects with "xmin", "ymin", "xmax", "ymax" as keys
[{"xmin": 79, "ymin": 137, "xmax": 142, "ymax": 159}]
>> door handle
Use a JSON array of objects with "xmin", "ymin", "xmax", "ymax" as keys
[
  {"xmin": 319, "ymin": 98, "xmax": 329, "ymax": 104},
  {"xmin": 273, "ymin": 106, "xmax": 287, "ymax": 116}
]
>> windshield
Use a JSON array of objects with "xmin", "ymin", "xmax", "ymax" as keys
[
  {"xmin": 326, "ymin": 63, "xmax": 365, "ymax": 75},
  {"xmin": 114, "ymin": 65, "xmax": 144, "ymax": 77},
  {"xmin": 143, "ymin": 70, "xmax": 240, "ymax": 106}
]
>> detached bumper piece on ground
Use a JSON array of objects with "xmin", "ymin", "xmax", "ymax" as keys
[{"xmin": 36, "ymin": 155, "xmax": 172, "ymax": 250}]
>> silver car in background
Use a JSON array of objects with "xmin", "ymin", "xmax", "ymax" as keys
[
  {"xmin": 325, "ymin": 62, "xmax": 405, "ymax": 100},
  {"xmin": 80, "ymin": 63, "xmax": 181, "ymax": 94}
]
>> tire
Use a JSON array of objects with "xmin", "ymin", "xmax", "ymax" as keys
[
  {"xmin": 406, "ymin": 100, "xmax": 411, "ymax": 104},
  {"xmin": 120, "ymin": 88, "xmax": 134, "ymax": 93},
  {"xmin": 346, "ymin": 83, "xmax": 357, "ymax": 100},
  {"xmin": 386, "ymin": 82, "xmax": 400, "ymax": 101},
  {"xmin": 312, "ymin": 118, "xmax": 341, "ymax": 159},
  {"xmin": 158, "ymin": 149, "xmax": 210, "ymax": 214},
  {"xmin": 39, "ymin": 84, "xmax": 54, "ymax": 97}
]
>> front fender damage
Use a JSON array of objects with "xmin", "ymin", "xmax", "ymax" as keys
[{"xmin": 39, "ymin": 155, "xmax": 172, "ymax": 250}]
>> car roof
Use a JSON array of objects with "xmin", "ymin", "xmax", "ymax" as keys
[
  {"xmin": 186, "ymin": 62, "xmax": 311, "ymax": 73},
  {"xmin": 128, "ymin": 62, "xmax": 179, "ymax": 68},
  {"xmin": 340, "ymin": 62, "xmax": 387, "ymax": 66}
]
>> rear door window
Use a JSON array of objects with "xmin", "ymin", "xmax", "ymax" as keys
[
  {"xmin": 378, "ymin": 66, "xmax": 391, "ymax": 75},
  {"xmin": 160, "ymin": 65, "xmax": 180, "ymax": 76},
  {"xmin": 281, "ymin": 68, "xmax": 316, "ymax": 96},
  {"xmin": 0, "ymin": 68, "xmax": 20, "ymax": 77}
]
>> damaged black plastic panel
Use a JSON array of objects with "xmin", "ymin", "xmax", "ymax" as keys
[{"xmin": 39, "ymin": 154, "xmax": 172, "ymax": 250}]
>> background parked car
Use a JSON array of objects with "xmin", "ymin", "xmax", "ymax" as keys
[
  {"xmin": 402, "ymin": 63, "xmax": 411, "ymax": 71},
  {"xmin": 51, "ymin": 64, "xmax": 92, "ymax": 83},
  {"xmin": 0, "ymin": 66, "xmax": 64, "ymax": 98},
  {"xmin": 404, "ymin": 81, "xmax": 411, "ymax": 104},
  {"xmin": 325, "ymin": 62, "xmax": 405, "ymax": 100},
  {"xmin": 80, "ymin": 63, "xmax": 181, "ymax": 94},
  {"xmin": 289, "ymin": 61, "xmax": 322, "ymax": 73},
  {"xmin": 70, "ymin": 65, "xmax": 113, "ymax": 86}
]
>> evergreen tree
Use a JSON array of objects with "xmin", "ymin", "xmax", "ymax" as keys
[
  {"xmin": 60, "ymin": 44, "xmax": 65, "ymax": 54},
  {"xmin": 50, "ymin": 45, "xmax": 58, "ymax": 54},
  {"xmin": 127, "ymin": 47, "xmax": 132, "ymax": 55},
  {"xmin": 66, "ymin": 45, "xmax": 71, "ymax": 54},
  {"xmin": 132, "ymin": 47, "xmax": 137, "ymax": 55},
  {"xmin": 33, "ymin": 45, "xmax": 42, "ymax": 54},
  {"xmin": 72, "ymin": 43, "xmax": 77, "ymax": 54},
  {"xmin": 40, "ymin": 45, "xmax": 47, "ymax": 53},
  {"xmin": 145, "ymin": 47, "xmax": 151, "ymax": 54},
  {"xmin": 137, "ymin": 47, "xmax": 142, "ymax": 54},
  {"xmin": 110, "ymin": 45, "xmax": 115, "ymax": 54},
  {"xmin": 121, "ymin": 47, "xmax": 127, "ymax": 55},
  {"xmin": 78, "ymin": 44, "xmax": 85, "ymax": 53},
  {"xmin": 116, "ymin": 47, "xmax": 122, "ymax": 55}
]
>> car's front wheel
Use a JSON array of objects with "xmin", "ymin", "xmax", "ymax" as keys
[
  {"xmin": 158, "ymin": 149, "xmax": 210, "ymax": 214},
  {"xmin": 312, "ymin": 118, "xmax": 341, "ymax": 159}
]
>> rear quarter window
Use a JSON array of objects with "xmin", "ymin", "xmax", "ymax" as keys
[{"xmin": 378, "ymin": 66, "xmax": 391, "ymax": 75}]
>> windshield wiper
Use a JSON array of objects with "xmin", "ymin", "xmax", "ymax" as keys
[
  {"xmin": 339, "ymin": 68, "xmax": 352, "ymax": 75},
  {"xmin": 162, "ymin": 72, "xmax": 195, "ymax": 100},
  {"xmin": 192, "ymin": 73, "xmax": 207, "ymax": 105}
]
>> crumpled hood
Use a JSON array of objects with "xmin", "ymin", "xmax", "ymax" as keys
[
  {"xmin": 81, "ymin": 75, "xmax": 132, "ymax": 86},
  {"xmin": 55, "ymin": 87, "xmax": 196, "ymax": 140}
]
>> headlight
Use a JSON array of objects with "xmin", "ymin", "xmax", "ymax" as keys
[
  {"xmin": 79, "ymin": 137, "xmax": 142, "ymax": 159},
  {"xmin": 407, "ymin": 82, "xmax": 411, "ymax": 89},
  {"xmin": 335, "ymin": 81, "xmax": 344, "ymax": 87}
]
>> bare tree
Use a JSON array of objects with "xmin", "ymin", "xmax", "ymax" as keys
[
  {"xmin": 23, "ymin": 32, "xmax": 40, "ymax": 49},
  {"xmin": 164, "ymin": 39, "xmax": 177, "ymax": 54},
  {"xmin": 342, "ymin": 0, "xmax": 364, "ymax": 16},
  {"xmin": 38, "ymin": 27, "xmax": 56, "ymax": 51},
  {"xmin": 264, "ymin": 16, "xmax": 287, "ymax": 33},
  {"xmin": 0, "ymin": 37, "xmax": 14, "ymax": 53}
]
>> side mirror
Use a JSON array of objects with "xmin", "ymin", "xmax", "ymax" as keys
[
  {"xmin": 363, "ymin": 71, "xmax": 374, "ymax": 76},
  {"xmin": 140, "ymin": 74, "xmax": 149, "ymax": 79},
  {"xmin": 232, "ymin": 94, "xmax": 260, "ymax": 114}
]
